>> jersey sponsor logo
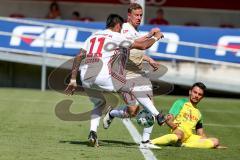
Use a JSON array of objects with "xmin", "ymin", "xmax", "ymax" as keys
[
  {"xmin": 215, "ymin": 35, "xmax": 240, "ymax": 57},
  {"xmin": 183, "ymin": 112, "xmax": 199, "ymax": 122}
]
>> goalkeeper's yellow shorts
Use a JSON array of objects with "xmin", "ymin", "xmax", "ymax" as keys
[{"xmin": 172, "ymin": 125, "xmax": 193, "ymax": 142}]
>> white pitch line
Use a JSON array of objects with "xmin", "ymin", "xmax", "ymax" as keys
[
  {"xmin": 205, "ymin": 123, "xmax": 240, "ymax": 128},
  {"xmin": 201, "ymin": 109, "xmax": 240, "ymax": 114},
  {"xmin": 122, "ymin": 119, "xmax": 158, "ymax": 160}
]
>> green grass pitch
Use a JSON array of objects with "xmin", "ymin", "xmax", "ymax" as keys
[{"xmin": 0, "ymin": 88, "xmax": 239, "ymax": 160}]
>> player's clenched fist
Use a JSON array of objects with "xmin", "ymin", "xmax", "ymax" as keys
[
  {"xmin": 154, "ymin": 31, "xmax": 164, "ymax": 40},
  {"xmin": 65, "ymin": 79, "xmax": 77, "ymax": 95}
]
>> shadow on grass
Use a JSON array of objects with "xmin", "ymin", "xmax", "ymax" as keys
[{"xmin": 59, "ymin": 139, "xmax": 138, "ymax": 148}]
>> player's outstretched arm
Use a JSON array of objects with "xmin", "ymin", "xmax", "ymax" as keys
[
  {"xmin": 134, "ymin": 27, "xmax": 161, "ymax": 43},
  {"xmin": 65, "ymin": 48, "xmax": 86, "ymax": 95},
  {"xmin": 132, "ymin": 31, "xmax": 163, "ymax": 50}
]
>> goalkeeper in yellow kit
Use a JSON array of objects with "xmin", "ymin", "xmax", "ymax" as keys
[{"xmin": 151, "ymin": 82, "xmax": 226, "ymax": 149}]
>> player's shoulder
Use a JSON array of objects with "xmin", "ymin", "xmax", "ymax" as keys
[
  {"xmin": 122, "ymin": 22, "xmax": 130, "ymax": 29},
  {"xmin": 93, "ymin": 29, "xmax": 122, "ymax": 39},
  {"xmin": 94, "ymin": 29, "xmax": 111, "ymax": 36},
  {"xmin": 173, "ymin": 98, "xmax": 188, "ymax": 106},
  {"xmin": 121, "ymin": 22, "xmax": 134, "ymax": 34},
  {"xmin": 169, "ymin": 98, "xmax": 188, "ymax": 114}
]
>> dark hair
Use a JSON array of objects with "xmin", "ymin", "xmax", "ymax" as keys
[
  {"xmin": 72, "ymin": 11, "xmax": 80, "ymax": 17},
  {"xmin": 50, "ymin": 2, "xmax": 59, "ymax": 10},
  {"xmin": 106, "ymin": 14, "xmax": 124, "ymax": 29},
  {"xmin": 157, "ymin": 8, "xmax": 164, "ymax": 14},
  {"xmin": 191, "ymin": 82, "xmax": 207, "ymax": 92},
  {"xmin": 128, "ymin": 3, "xmax": 142, "ymax": 13}
]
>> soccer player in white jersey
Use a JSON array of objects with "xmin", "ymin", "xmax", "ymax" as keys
[
  {"xmin": 102, "ymin": 3, "xmax": 164, "ymax": 149},
  {"xmin": 65, "ymin": 14, "xmax": 163, "ymax": 147}
]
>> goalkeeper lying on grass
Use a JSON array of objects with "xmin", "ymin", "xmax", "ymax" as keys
[{"xmin": 151, "ymin": 82, "xmax": 226, "ymax": 149}]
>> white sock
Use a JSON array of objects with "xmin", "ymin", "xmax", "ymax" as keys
[
  {"xmin": 89, "ymin": 97, "xmax": 104, "ymax": 132},
  {"xmin": 137, "ymin": 97, "xmax": 159, "ymax": 116},
  {"xmin": 142, "ymin": 126, "xmax": 154, "ymax": 142},
  {"xmin": 110, "ymin": 107, "xmax": 128, "ymax": 118},
  {"xmin": 90, "ymin": 115, "xmax": 101, "ymax": 132}
]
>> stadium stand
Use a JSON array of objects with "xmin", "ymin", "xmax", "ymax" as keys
[
  {"xmin": 0, "ymin": 0, "xmax": 239, "ymax": 27},
  {"xmin": 0, "ymin": 0, "xmax": 239, "ymax": 93}
]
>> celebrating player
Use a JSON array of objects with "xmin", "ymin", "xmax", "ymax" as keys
[
  {"xmin": 65, "ymin": 14, "xmax": 163, "ymax": 147},
  {"xmin": 151, "ymin": 82, "xmax": 227, "ymax": 149},
  {"xmin": 103, "ymin": 3, "xmax": 164, "ymax": 149}
]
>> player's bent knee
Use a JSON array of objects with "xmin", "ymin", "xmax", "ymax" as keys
[
  {"xmin": 127, "ymin": 105, "xmax": 140, "ymax": 117},
  {"xmin": 173, "ymin": 129, "xmax": 184, "ymax": 141}
]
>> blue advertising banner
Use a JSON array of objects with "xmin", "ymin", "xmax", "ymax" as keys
[{"xmin": 0, "ymin": 19, "xmax": 239, "ymax": 63}]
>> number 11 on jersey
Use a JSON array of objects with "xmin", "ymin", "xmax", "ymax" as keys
[{"xmin": 87, "ymin": 37, "xmax": 106, "ymax": 57}]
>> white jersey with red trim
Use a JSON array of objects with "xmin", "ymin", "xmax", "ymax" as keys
[
  {"xmin": 121, "ymin": 22, "xmax": 141, "ymax": 40},
  {"xmin": 121, "ymin": 22, "xmax": 145, "ymax": 79},
  {"xmin": 80, "ymin": 29, "xmax": 133, "ymax": 91}
]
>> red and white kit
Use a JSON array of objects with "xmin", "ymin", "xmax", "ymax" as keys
[{"xmin": 80, "ymin": 29, "xmax": 133, "ymax": 91}]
